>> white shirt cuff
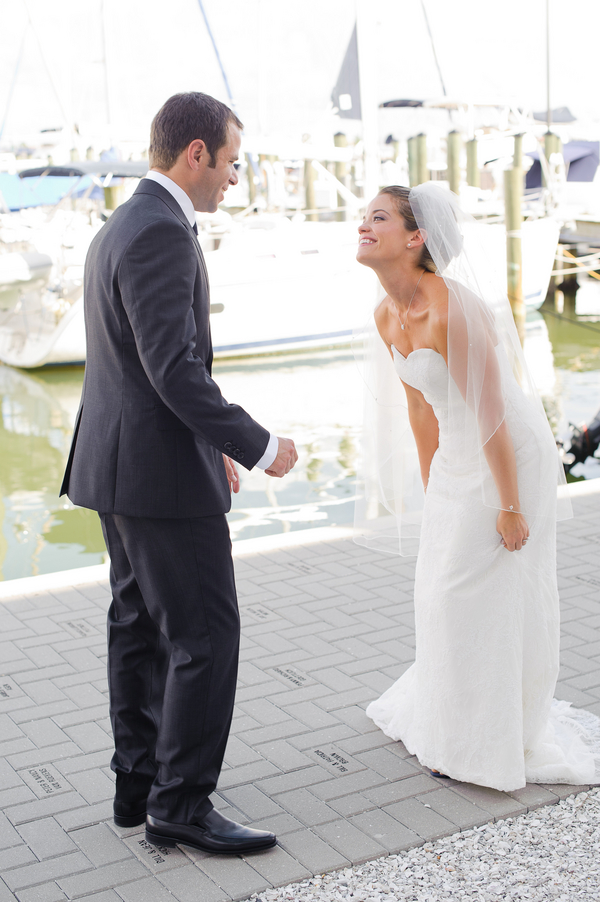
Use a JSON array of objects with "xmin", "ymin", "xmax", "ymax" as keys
[{"xmin": 255, "ymin": 433, "xmax": 278, "ymax": 470}]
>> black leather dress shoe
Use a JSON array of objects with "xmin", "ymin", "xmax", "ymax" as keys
[
  {"xmin": 145, "ymin": 809, "xmax": 276, "ymax": 854},
  {"xmin": 113, "ymin": 798, "xmax": 147, "ymax": 828},
  {"xmin": 113, "ymin": 773, "xmax": 153, "ymax": 828}
]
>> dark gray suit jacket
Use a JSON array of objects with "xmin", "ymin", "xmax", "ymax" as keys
[{"xmin": 61, "ymin": 179, "xmax": 270, "ymax": 518}]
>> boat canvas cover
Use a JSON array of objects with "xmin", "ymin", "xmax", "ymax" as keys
[
  {"xmin": 526, "ymin": 141, "xmax": 600, "ymax": 188},
  {"xmin": 0, "ymin": 172, "xmax": 93, "ymax": 210}
]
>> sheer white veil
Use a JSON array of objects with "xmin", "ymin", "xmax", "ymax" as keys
[{"xmin": 354, "ymin": 182, "xmax": 571, "ymax": 556}]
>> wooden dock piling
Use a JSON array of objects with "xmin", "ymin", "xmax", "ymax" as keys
[
  {"xmin": 408, "ymin": 134, "xmax": 428, "ymax": 187},
  {"xmin": 304, "ymin": 159, "xmax": 317, "ymax": 221},
  {"xmin": 334, "ymin": 133, "xmax": 348, "ymax": 221},
  {"xmin": 513, "ymin": 133, "xmax": 523, "ymax": 169},
  {"xmin": 246, "ymin": 153, "xmax": 257, "ymax": 205},
  {"xmin": 466, "ymin": 138, "xmax": 479, "ymax": 188},
  {"xmin": 543, "ymin": 131, "xmax": 562, "ymax": 188},
  {"xmin": 447, "ymin": 130, "xmax": 461, "ymax": 195},
  {"xmin": 504, "ymin": 166, "xmax": 525, "ymax": 341}
]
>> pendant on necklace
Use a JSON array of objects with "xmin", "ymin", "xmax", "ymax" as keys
[{"xmin": 401, "ymin": 324, "xmax": 405, "ymax": 330}]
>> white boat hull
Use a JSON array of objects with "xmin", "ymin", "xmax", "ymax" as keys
[{"xmin": 0, "ymin": 217, "xmax": 559, "ymax": 368}]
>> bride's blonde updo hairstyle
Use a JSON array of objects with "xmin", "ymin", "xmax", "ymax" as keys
[{"xmin": 378, "ymin": 185, "xmax": 462, "ymax": 273}]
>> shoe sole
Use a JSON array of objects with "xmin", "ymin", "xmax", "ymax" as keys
[
  {"xmin": 114, "ymin": 812, "xmax": 147, "ymax": 828},
  {"xmin": 145, "ymin": 828, "xmax": 277, "ymax": 854}
]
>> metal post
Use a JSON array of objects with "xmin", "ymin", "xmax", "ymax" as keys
[
  {"xmin": 504, "ymin": 167, "xmax": 525, "ymax": 342},
  {"xmin": 466, "ymin": 138, "xmax": 479, "ymax": 187},
  {"xmin": 447, "ymin": 130, "xmax": 461, "ymax": 194}
]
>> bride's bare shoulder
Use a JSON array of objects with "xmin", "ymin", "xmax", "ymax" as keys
[
  {"xmin": 423, "ymin": 273, "xmax": 448, "ymax": 324},
  {"xmin": 422, "ymin": 273, "xmax": 448, "ymax": 354},
  {"xmin": 374, "ymin": 297, "xmax": 397, "ymax": 354},
  {"xmin": 374, "ymin": 296, "xmax": 392, "ymax": 332}
]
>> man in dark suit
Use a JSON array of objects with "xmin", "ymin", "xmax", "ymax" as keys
[{"xmin": 60, "ymin": 92, "xmax": 297, "ymax": 855}]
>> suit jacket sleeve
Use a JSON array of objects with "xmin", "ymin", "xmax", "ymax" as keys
[{"xmin": 118, "ymin": 217, "xmax": 269, "ymax": 469}]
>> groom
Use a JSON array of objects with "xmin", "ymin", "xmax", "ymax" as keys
[{"xmin": 60, "ymin": 92, "xmax": 297, "ymax": 854}]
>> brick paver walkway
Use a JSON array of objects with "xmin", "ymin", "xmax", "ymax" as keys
[{"xmin": 0, "ymin": 481, "xmax": 599, "ymax": 902}]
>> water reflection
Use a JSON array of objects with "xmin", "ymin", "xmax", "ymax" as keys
[
  {"xmin": 0, "ymin": 366, "xmax": 106, "ymax": 581},
  {"xmin": 1, "ymin": 282, "xmax": 600, "ymax": 580},
  {"xmin": 0, "ymin": 350, "xmax": 365, "ymax": 580},
  {"xmin": 213, "ymin": 350, "xmax": 364, "ymax": 541}
]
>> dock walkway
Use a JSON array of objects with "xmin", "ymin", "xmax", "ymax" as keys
[{"xmin": 1, "ymin": 480, "xmax": 599, "ymax": 902}]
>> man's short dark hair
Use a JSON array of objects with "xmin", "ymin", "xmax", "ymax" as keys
[{"xmin": 149, "ymin": 92, "xmax": 243, "ymax": 170}]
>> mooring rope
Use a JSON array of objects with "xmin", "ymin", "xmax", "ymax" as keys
[{"xmin": 541, "ymin": 308, "xmax": 600, "ymax": 335}]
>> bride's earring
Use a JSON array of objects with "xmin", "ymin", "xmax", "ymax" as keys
[{"xmin": 407, "ymin": 243, "xmax": 411, "ymax": 247}]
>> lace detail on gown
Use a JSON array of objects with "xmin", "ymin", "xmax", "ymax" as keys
[{"xmin": 366, "ymin": 346, "xmax": 600, "ymax": 791}]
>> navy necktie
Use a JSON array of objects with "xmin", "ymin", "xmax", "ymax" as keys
[{"xmin": 192, "ymin": 222, "xmax": 198, "ymax": 235}]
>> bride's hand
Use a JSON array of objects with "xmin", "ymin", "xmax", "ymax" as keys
[{"xmin": 496, "ymin": 509, "xmax": 529, "ymax": 552}]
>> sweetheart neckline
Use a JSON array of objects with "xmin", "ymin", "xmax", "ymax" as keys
[{"xmin": 391, "ymin": 344, "xmax": 444, "ymax": 363}]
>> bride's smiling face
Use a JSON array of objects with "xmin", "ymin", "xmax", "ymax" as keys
[{"xmin": 357, "ymin": 194, "xmax": 412, "ymax": 268}]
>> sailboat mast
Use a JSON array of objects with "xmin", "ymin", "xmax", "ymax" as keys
[
  {"xmin": 0, "ymin": 25, "xmax": 28, "ymax": 143},
  {"xmin": 196, "ymin": 0, "xmax": 237, "ymax": 111},
  {"xmin": 420, "ymin": 0, "xmax": 447, "ymax": 97},
  {"xmin": 100, "ymin": 0, "xmax": 112, "ymax": 144},
  {"xmin": 546, "ymin": 0, "xmax": 552, "ymax": 132},
  {"xmin": 355, "ymin": 2, "xmax": 379, "ymax": 203}
]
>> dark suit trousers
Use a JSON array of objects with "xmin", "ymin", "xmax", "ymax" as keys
[{"xmin": 99, "ymin": 512, "xmax": 240, "ymax": 824}]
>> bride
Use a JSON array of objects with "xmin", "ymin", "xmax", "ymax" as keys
[{"xmin": 354, "ymin": 182, "xmax": 600, "ymax": 791}]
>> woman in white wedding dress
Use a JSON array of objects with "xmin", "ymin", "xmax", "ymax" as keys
[{"xmin": 355, "ymin": 183, "xmax": 600, "ymax": 792}]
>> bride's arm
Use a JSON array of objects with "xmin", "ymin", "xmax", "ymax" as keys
[
  {"xmin": 432, "ymin": 294, "xmax": 529, "ymax": 551},
  {"xmin": 482, "ymin": 421, "xmax": 529, "ymax": 551},
  {"xmin": 404, "ymin": 382, "xmax": 439, "ymax": 490}
]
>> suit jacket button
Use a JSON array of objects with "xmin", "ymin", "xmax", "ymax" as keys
[
  {"xmin": 238, "ymin": 451, "xmax": 245, "ymax": 460},
  {"xmin": 224, "ymin": 442, "xmax": 233, "ymax": 451}
]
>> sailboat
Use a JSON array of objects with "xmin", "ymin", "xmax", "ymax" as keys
[{"xmin": 0, "ymin": 3, "xmax": 560, "ymax": 368}]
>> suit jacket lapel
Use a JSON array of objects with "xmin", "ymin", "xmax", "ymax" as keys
[{"xmin": 134, "ymin": 180, "xmax": 210, "ymax": 286}]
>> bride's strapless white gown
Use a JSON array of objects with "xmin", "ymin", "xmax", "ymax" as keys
[{"xmin": 366, "ymin": 346, "xmax": 600, "ymax": 792}]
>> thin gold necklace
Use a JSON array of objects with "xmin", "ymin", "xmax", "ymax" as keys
[{"xmin": 398, "ymin": 270, "xmax": 425, "ymax": 331}]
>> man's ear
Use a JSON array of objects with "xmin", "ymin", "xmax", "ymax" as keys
[{"xmin": 187, "ymin": 139, "xmax": 207, "ymax": 171}]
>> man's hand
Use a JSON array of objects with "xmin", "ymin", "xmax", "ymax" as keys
[
  {"xmin": 223, "ymin": 454, "xmax": 240, "ymax": 494},
  {"xmin": 266, "ymin": 437, "xmax": 298, "ymax": 478}
]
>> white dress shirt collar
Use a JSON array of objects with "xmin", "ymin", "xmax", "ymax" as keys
[{"xmin": 145, "ymin": 170, "xmax": 197, "ymax": 229}]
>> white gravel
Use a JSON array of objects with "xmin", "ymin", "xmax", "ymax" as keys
[{"xmin": 248, "ymin": 788, "xmax": 600, "ymax": 901}]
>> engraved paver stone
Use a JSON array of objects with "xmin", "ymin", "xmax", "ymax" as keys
[
  {"xmin": 20, "ymin": 765, "xmax": 71, "ymax": 799},
  {"xmin": 306, "ymin": 744, "xmax": 363, "ymax": 775}
]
